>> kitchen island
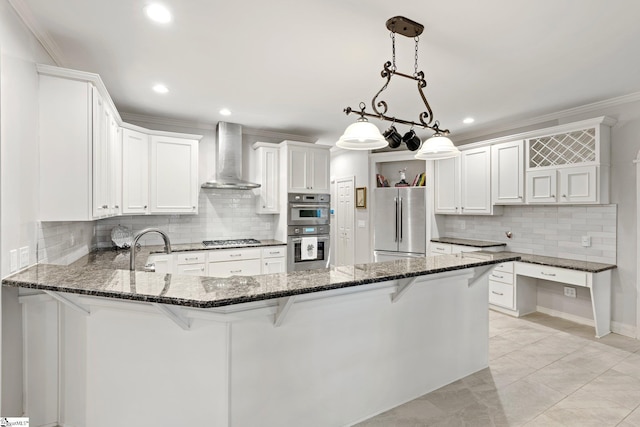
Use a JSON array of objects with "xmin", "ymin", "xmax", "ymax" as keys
[{"xmin": 4, "ymin": 249, "xmax": 519, "ymax": 427}]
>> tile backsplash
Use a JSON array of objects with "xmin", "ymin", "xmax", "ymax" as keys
[
  {"xmin": 440, "ymin": 205, "xmax": 617, "ymax": 264},
  {"xmin": 95, "ymin": 190, "xmax": 277, "ymax": 247},
  {"xmin": 37, "ymin": 221, "xmax": 95, "ymax": 265}
]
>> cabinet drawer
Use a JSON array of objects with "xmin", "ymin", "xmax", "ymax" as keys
[
  {"xmin": 489, "ymin": 280, "xmax": 514, "ymax": 309},
  {"xmin": 208, "ymin": 259, "xmax": 262, "ymax": 278},
  {"xmin": 176, "ymin": 263, "xmax": 206, "ymax": 276},
  {"xmin": 208, "ymin": 248, "xmax": 261, "ymax": 262},
  {"xmin": 515, "ymin": 262, "xmax": 587, "ymax": 287},
  {"xmin": 489, "ymin": 270, "xmax": 513, "ymax": 285},
  {"xmin": 431, "ymin": 244, "xmax": 452, "ymax": 255},
  {"xmin": 262, "ymin": 246, "xmax": 286, "ymax": 259},
  {"xmin": 176, "ymin": 252, "xmax": 206, "ymax": 265},
  {"xmin": 494, "ymin": 262, "xmax": 514, "ymax": 274}
]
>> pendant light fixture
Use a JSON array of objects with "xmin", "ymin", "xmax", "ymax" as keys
[{"xmin": 340, "ymin": 16, "xmax": 460, "ymax": 159}]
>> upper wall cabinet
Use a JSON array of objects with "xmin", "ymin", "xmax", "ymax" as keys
[
  {"xmin": 149, "ymin": 135, "xmax": 199, "ymax": 214},
  {"xmin": 121, "ymin": 128, "xmax": 150, "ymax": 215},
  {"xmin": 252, "ymin": 142, "xmax": 280, "ymax": 214},
  {"xmin": 434, "ymin": 146, "xmax": 500, "ymax": 215},
  {"xmin": 38, "ymin": 66, "xmax": 121, "ymax": 221},
  {"xmin": 525, "ymin": 118, "xmax": 613, "ymax": 204},
  {"xmin": 491, "ymin": 140, "xmax": 525, "ymax": 205},
  {"xmin": 285, "ymin": 142, "xmax": 330, "ymax": 194}
]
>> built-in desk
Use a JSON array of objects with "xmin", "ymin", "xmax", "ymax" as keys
[{"xmin": 484, "ymin": 252, "xmax": 616, "ymax": 338}]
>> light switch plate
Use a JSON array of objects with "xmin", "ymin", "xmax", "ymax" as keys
[
  {"xmin": 358, "ymin": 220, "xmax": 366, "ymax": 228},
  {"xmin": 581, "ymin": 236, "xmax": 591, "ymax": 247},
  {"xmin": 19, "ymin": 246, "xmax": 29, "ymax": 268},
  {"xmin": 10, "ymin": 250, "xmax": 18, "ymax": 272}
]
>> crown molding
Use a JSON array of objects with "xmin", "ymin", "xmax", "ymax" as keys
[
  {"xmin": 453, "ymin": 91, "xmax": 640, "ymax": 143},
  {"xmin": 8, "ymin": 0, "xmax": 66, "ymax": 66},
  {"xmin": 120, "ymin": 112, "xmax": 317, "ymax": 143}
]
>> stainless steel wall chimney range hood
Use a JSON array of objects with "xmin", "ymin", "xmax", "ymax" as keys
[{"xmin": 201, "ymin": 122, "xmax": 261, "ymax": 190}]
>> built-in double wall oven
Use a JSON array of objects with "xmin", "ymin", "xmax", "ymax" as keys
[{"xmin": 287, "ymin": 193, "xmax": 330, "ymax": 271}]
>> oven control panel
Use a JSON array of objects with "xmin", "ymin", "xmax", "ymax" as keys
[
  {"xmin": 288, "ymin": 225, "xmax": 330, "ymax": 236},
  {"xmin": 288, "ymin": 193, "xmax": 330, "ymax": 203}
]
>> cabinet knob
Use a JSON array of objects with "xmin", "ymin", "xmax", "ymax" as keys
[
  {"xmin": 562, "ymin": 194, "xmax": 567, "ymax": 198},
  {"xmin": 102, "ymin": 204, "xmax": 108, "ymax": 209},
  {"xmin": 192, "ymin": 206, "xmax": 196, "ymax": 209},
  {"xmin": 114, "ymin": 205, "xmax": 119, "ymax": 209},
  {"xmin": 551, "ymin": 194, "xmax": 556, "ymax": 198},
  {"xmin": 144, "ymin": 205, "xmax": 148, "ymax": 209},
  {"xmin": 263, "ymin": 205, "xmax": 266, "ymax": 208}
]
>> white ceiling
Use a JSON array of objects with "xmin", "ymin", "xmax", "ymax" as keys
[{"xmin": 14, "ymin": 0, "xmax": 640, "ymax": 145}]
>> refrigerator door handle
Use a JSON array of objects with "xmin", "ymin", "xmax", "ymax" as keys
[
  {"xmin": 399, "ymin": 197, "xmax": 403, "ymax": 241},
  {"xmin": 394, "ymin": 197, "xmax": 398, "ymax": 242}
]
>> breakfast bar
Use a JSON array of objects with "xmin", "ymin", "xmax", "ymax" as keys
[{"xmin": 3, "ymin": 250, "xmax": 518, "ymax": 427}]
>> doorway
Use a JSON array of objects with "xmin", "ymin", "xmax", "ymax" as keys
[{"xmin": 336, "ymin": 176, "xmax": 355, "ymax": 266}]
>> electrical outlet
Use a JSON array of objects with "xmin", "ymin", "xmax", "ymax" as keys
[
  {"xmin": 358, "ymin": 220, "xmax": 366, "ymax": 228},
  {"xmin": 10, "ymin": 250, "xmax": 18, "ymax": 272},
  {"xmin": 19, "ymin": 246, "xmax": 29, "ymax": 268},
  {"xmin": 581, "ymin": 236, "xmax": 591, "ymax": 247},
  {"xmin": 564, "ymin": 286, "xmax": 577, "ymax": 298}
]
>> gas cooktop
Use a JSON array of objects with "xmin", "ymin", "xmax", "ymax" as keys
[{"xmin": 202, "ymin": 238, "xmax": 261, "ymax": 247}]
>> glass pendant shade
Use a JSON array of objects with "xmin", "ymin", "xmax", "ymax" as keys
[
  {"xmin": 414, "ymin": 134, "xmax": 460, "ymax": 160},
  {"xmin": 336, "ymin": 119, "xmax": 389, "ymax": 150}
]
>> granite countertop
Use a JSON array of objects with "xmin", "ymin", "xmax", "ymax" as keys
[
  {"xmin": 431, "ymin": 237, "xmax": 507, "ymax": 248},
  {"xmin": 153, "ymin": 239, "xmax": 286, "ymax": 253},
  {"xmin": 2, "ymin": 250, "xmax": 520, "ymax": 309}
]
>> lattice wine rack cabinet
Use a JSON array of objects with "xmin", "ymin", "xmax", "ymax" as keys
[{"xmin": 525, "ymin": 117, "xmax": 614, "ymax": 204}]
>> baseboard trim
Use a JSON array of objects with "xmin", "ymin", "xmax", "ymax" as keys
[
  {"xmin": 535, "ymin": 306, "xmax": 594, "ymax": 327},
  {"xmin": 535, "ymin": 306, "xmax": 638, "ymax": 339}
]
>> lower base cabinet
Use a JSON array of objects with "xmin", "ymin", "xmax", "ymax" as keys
[
  {"xmin": 488, "ymin": 262, "xmax": 515, "ymax": 309},
  {"xmin": 147, "ymin": 247, "xmax": 286, "ymax": 277}
]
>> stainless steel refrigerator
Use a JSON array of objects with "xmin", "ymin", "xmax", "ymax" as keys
[{"xmin": 373, "ymin": 187, "xmax": 427, "ymax": 261}]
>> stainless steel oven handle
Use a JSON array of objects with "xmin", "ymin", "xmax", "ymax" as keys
[
  {"xmin": 290, "ymin": 204, "xmax": 329, "ymax": 209},
  {"xmin": 290, "ymin": 236, "xmax": 330, "ymax": 243}
]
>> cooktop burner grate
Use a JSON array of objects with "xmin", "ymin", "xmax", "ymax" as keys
[{"xmin": 202, "ymin": 238, "xmax": 261, "ymax": 247}]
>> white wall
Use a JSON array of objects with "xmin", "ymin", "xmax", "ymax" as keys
[
  {"xmin": 330, "ymin": 149, "xmax": 371, "ymax": 264},
  {"xmin": 0, "ymin": 0, "xmax": 55, "ymax": 416}
]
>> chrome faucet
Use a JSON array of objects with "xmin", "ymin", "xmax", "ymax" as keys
[{"xmin": 129, "ymin": 228, "xmax": 172, "ymax": 271}]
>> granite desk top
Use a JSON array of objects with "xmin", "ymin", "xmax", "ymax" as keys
[
  {"xmin": 431, "ymin": 237, "xmax": 507, "ymax": 248},
  {"xmin": 2, "ymin": 250, "xmax": 520, "ymax": 309},
  {"xmin": 499, "ymin": 252, "xmax": 616, "ymax": 273}
]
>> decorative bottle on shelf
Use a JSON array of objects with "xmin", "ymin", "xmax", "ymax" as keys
[{"xmin": 395, "ymin": 169, "xmax": 409, "ymax": 187}]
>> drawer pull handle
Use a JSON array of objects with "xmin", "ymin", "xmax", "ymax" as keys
[
  {"xmin": 491, "ymin": 291, "xmax": 504, "ymax": 296},
  {"xmin": 436, "ymin": 247, "xmax": 445, "ymax": 250},
  {"xmin": 185, "ymin": 257, "xmax": 199, "ymax": 261},
  {"xmin": 269, "ymin": 251, "xmax": 279, "ymax": 255},
  {"xmin": 230, "ymin": 270, "xmax": 242, "ymax": 273},
  {"xmin": 492, "ymin": 274, "xmax": 504, "ymax": 279},
  {"xmin": 229, "ymin": 254, "xmax": 242, "ymax": 257},
  {"xmin": 541, "ymin": 272, "xmax": 556, "ymax": 277}
]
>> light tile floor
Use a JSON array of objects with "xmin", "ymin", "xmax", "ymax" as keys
[{"xmin": 356, "ymin": 310, "xmax": 640, "ymax": 426}]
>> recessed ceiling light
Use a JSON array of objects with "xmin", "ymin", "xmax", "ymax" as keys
[
  {"xmin": 463, "ymin": 117, "xmax": 475, "ymax": 124},
  {"xmin": 144, "ymin": 3, "xmax": 172, "ymax": 24},
  {"xmin": 152, "ymin": 84, "xmax": 169, "ymax": 94},
  {"xmin": 219, "ymin": 108, "xmax": 232, "ymax": 116}
]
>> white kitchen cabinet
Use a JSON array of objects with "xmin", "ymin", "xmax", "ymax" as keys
[
  {"xmin": 122, "ymin": 128, "xmax": 150, "ymax": 215},
  {"xmin": 434, "ymin": 146, "xmax": 498, "ymax": 215},
  {"xmin": 460, "ymin": 147, "xmax": 492, "ymax": 214},
  {"xmin": 491, "ymin": 140, "xmax": 525, "ymax": 205},
  {"xmin": 208, "ymin": 248, "xmax": 262, "ymax": 278},
  {"xmin": 434, "ymin": 157, "xmax": 459, "ymax": 214},
  {"xmin": 149, "ymin": 136, "xmax": 199, "ymax": 214},
  {"xmin": 526, "ymin": 169, "xmax": 557, "ymax": 203},
  {"xmin": 38, "ymin": 67, "xmax": 121, "ymax": 221},
  {"xmin": 559, "ymin": 165, "xmax": 597, "ymax": 203},
  {"xmin": 252, "ymin": 142, "xmax": 280, "ymax": 214},
  {"xmin": 525, "ymin": 119, "xmax": 612, "ymax": 204},
  {"xmin": 428, "ymin": 242, "xmax": 482, "ymax": 256},
  {"xmin": 262, "ymin": 246, "xmax": 286, "ymax": 274},
  {"xmin": 489, "ymin": 262, "xmax": 515, "ymax": 310},
  {"xmin": 287, "ymin": 143, "xmax": 330, "ymax": 194}
]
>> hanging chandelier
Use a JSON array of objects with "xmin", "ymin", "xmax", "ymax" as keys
[{"xmin": 338, "ymin": 16, "xmax": 460, "ymax": 160}]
